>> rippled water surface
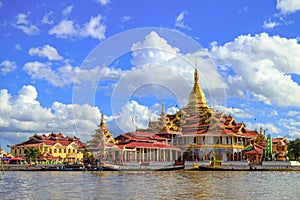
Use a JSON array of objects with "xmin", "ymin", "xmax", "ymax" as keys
[{"xmin": 1, "ymin": 171, "xmax": 300, "ymax": 199}]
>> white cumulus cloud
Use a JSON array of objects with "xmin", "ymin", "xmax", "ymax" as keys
[
  {"xmin": 13, "ymin": 12, "xmax": 39, "ymax": 35},
  {"xmin": 128, "ymin": 31, "xmax": 225, "ymax": 107},
  {"xmin": 263, "ymin": 18, "xmax": 280, "ymax": 29},
  {"xmin": 0, "ymin": 85, "xmax": 102, "ymax": 145},
  {"xmin": 62, "ymin": 5, "xmax": 74, "ymax": 17},
  {"xmin": 0, "ymin": 60, "xmax": 17, "ymax": 75},
  {"xmin": 81, "ymin": 14, "xmax": 106, "ymax": 40},
  {"xmin": 210, "ymin": 33, "xmax": 300, "ymax": 107},
  {"xmin": 96, "ymin": 0, "xmax": 110, "ymax": 5},
  {"xmin": 131, "ymin": 31, "xmax": 180, "ymax": 66},
  {"xmin": 23, "ymin": 61, "xmax": 123, "ymax": 88},
  {"xmin": 29, "ymin": 44, "xmax": 63, "ymax": 61},
  {"xmin": 49, "ymin": 14, "xmax": 106, "ymax": 40},
  {"xmin": 49, "ymin": 20, "xmax": 77, "ymax": 38},
  {"xmin": 110, "ymin": 100, "xmax": 160, "ymax": 133},
  {"xmin": 42, "ymin": 11, "xmax": 54, "ymax": 25},
  {"xmin": 120, "ymin": 16, "xmax": 132, "ymax": 23},
  {"xmin": 175, "ymin": 11, "xmax": 191, "ymax": 30},
  {"xmin": 276, "ymin": 0, "xmax": 300, "ymax": 14}
]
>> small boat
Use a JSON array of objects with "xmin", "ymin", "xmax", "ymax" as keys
[
  {"xmin": 196, "ymin": 165, "xmax": 269, "ymax": 171},
  {"xmin": 40, "ymin": 164, "xmax": 96, "ymax": 171},
  {"xmin": 102, "ymin": 162, "xmax": 185, "ymax": 171},
  {"xmin": 194, "ymin": 161, "xmax": 269, "ymax": 171}
]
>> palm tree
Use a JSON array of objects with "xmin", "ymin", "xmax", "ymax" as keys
[{"xmin": 24, "ymin": 147, "xmax": 39, "ymax": 162}]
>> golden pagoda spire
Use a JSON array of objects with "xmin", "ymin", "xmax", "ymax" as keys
[
  {"xmin": 99, "ymin": 112, "xmax": 106, "ymax": 129},
  {"xmin": 161, "ymin": 101, "xmax": 165, "ymax": 116},
  {"xmin": 194, "ymin": 63, "xmax": 199, "ymax": 84},
  {"xmin": 187, "ymin": 65, "xmax": 208, "ymax": 109}
]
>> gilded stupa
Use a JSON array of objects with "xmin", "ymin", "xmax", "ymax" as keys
[{"xmin": 186, "ymin": 67, "xmax": 208, "ymax": 109}]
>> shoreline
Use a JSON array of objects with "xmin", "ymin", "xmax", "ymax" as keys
[{"xmin": 2, "ymin": 162, "xmax": 300, "ymax": 172}]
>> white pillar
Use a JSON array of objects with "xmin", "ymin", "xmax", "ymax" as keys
[{"xmin": 142, "ymin": 148, "xmax": 144, "ymax": 162}]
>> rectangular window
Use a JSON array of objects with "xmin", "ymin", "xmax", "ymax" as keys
[
  {"xmin": 68, "ymin": 149, "xmax": 71, "ymax": 153},
  {"xmin": 197, "ymin": 137, "xmax": 202, "ymax": 144},
  {"xmin": 207, "ymin": 137, "xmax": 214, "ymax": 145},
  {"xmin": 179, "ymin": 138, "xmax": 184, "ymax": 145},
  {"xmin": 64, "ymin": 149, "xmax": 66, "ymax": 153},
  {"xmin": 221, "ymin": 137, "xmax": 225, "ymax": 144},
  {"xmin": 201, "ymin": 137, "xmax": 204, "ymax": 144},
  {"xmin": 59, "ymin": 149, "xmax": 62, "ymax": 153},
  {"xmin": 213, "ymin": 137, "xmax": 219, "ymax": 144},
  {"xmin": 233, "ymin": 137, "xmax": 237, "ymax": 145},
  {"xmin": 188, "ymin": 137, "xmax": 194, "ymax": 145},
  {"xmin": 54, "ymin": 149, "xmax": 57, "ymax": 153},
  {"xmin": 173, "ymin": 138, "xmax": 178, "ymax": 146}
]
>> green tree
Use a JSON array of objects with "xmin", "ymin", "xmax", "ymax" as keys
[
  {"xmin": 84, "ymin": 152, "xmax": 92, "ymax": 164},
  {"xmin": 24, "ymin": 147, "xmax": 39, "ymax": 162},
  {"xmin": 288, "ymin": 138, "xmax": 300, "ymax": 160}
]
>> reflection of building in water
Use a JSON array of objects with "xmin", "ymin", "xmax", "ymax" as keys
[{"xmin": 89, "ymin": 66, "xmax": 288, "ymax": 164}]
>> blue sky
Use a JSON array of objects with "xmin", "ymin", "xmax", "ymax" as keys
[{"xmin": 1, "ymin": 0, "xmax": 300, "ymax": 152}]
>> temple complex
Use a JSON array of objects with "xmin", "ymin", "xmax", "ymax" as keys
[{"xmin": 88, "ymin": 66, "xmax": 271, "ymax": 165}]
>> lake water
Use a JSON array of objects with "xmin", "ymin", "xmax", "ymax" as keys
[{"xmin": 0, "ymin": 171, "xmax": 299, "ymax": 199}]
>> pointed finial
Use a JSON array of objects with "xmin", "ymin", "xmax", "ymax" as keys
[
  {"xmin": 100, "ymin": 112, "xmax": 106, "ymax": 129},
  {"xmin": 194, "ymin": 59, "xmax": 199, "ymax": 83},
  {"xmin": 161, "ymin": 100, "xmax": 165, "ymax": 115},
  {"xmin": 260, "ymin": 126, "xmax": 263, "ymax": 134}
]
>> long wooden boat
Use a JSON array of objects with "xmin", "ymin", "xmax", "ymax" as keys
[
  {"xmin": 40, "ymin": 164, "xmax": 109, "ymax": 171},
  {"xmin": 196, "ymin": 165, "xmax": 269, "ymax": 171},
  {"xmin": 195, "ymin": 161, "xmax": 300, "ymax": 171},
  {"xmin": 102, "ymin": 162, "xmax": 185, "ymax": 171}
]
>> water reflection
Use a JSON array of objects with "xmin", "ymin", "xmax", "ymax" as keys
[{"xmin": 0, "ymin": 171, "xmax": 299, "ymax": 199}]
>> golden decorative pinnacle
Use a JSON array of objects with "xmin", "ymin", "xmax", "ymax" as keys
[
  {"xmin": 161, "ymin": 100, "xmax": 165, "ymax": 116},
  {"xmin": 187, "ymin": 65, "xmax": 208, "ymax": 108},
  {"xmin": 99, "ymin": 113, "xmax": 106, "ymax": 129},
  {"xmin": 194, "ymin": 64, "xmax": 199, "ymax": 83}
]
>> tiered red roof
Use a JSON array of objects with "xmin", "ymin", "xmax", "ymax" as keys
[
  {"xmin": 118, "ymin": 141, "xmax": 180, "ymax": 150},
  {"xmin": 11, "ymin": 132, "xmax": 85, "ymax": 148},
  {"xmin": 177, "ymin": 108, "xmax": 259, "ymax": 140},
  {"xmin": 115, "ymin": 132, "xmax": 169, "ymax": 142},
  {"xmin": 115, "ymin": 131, "xmax": 179, "ymax": 150}
]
